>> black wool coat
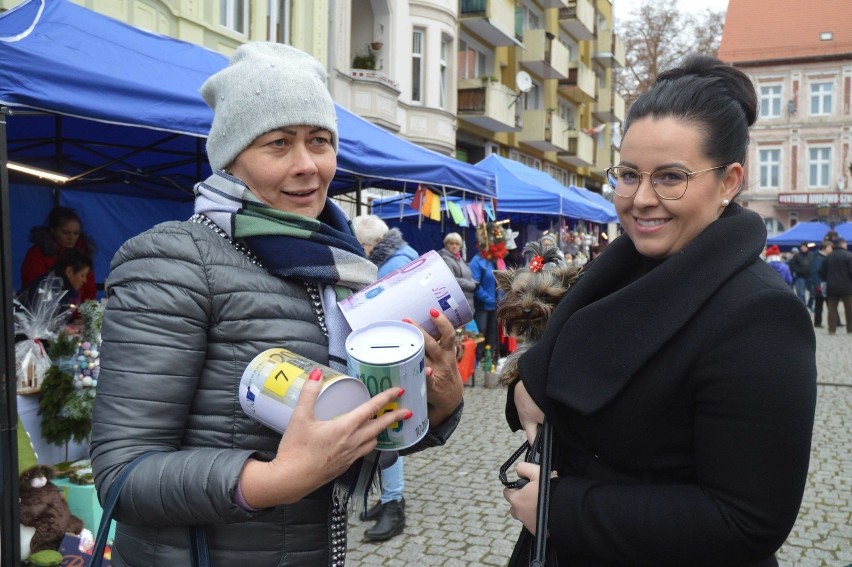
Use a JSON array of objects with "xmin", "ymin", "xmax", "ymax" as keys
[{"xmin": 509, "ymin": 205, "xmax": 817, "ymax": 566}]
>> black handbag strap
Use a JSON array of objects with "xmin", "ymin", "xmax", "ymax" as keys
[
  {"xmin": 89, "ymin": 453, "xmax": 209, "ymax": 567},
  {"xmin": 531, "ymin": 421, "xmax": 553, "ymax": 567}
]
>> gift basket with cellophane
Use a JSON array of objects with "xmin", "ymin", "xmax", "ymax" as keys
[{"xmin": 13, "ymin": 276, "xmax": 72, "ymax": 394}]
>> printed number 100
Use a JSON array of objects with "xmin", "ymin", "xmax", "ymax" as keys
[{"xmin": 360, "ymin": 373, "xmax": 393, "ymax": 396}]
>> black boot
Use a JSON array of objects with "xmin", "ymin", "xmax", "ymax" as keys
[
  {"xmin": 358, "ymin": 500, "xmax": 383, "ymax": 522},
  {"xmin": 364, "ymin": 499, "xmax": 405, "ymax": 541}
]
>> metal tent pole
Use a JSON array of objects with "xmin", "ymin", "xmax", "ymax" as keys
[{"xmin": 0, "ymin": 105, "xmax": 22, "ymax": 567}]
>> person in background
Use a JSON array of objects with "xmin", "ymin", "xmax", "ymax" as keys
[
  {"xmin": 351, "ymin": 214, "xmax": 419, "ymax": 542},
  {"xmin": 90, "ymin": 43, "xmax": 463, "ymax": 566},
  {"xmin": 21, "ymin": 206, "xmax": 97, "ymax": 302},
  {"xmin": 538, "ymin": 232, "xmax": 565, "ymax": 260},
  {"xmin": 809, "ymin": 240, "xmax": 832, "ymax": 328},
  {"xmin": 503, "ymin": 55, "xmax": 816, "ymax": 566},
  {"xmin": 469, "ymin": 222, "xmax": 506, "ymax": 363},
  {"xmin": 765, "ymin": 244, "xmax": 792, "ymax": 286},
  {"xmin": 438, "ymin": 232, "xmax": 477, "ymax": 312},
  {"xmin": 787, "ymin": 241, "xmax": 811, "ymax": 306},
  {"xmin": 16, "ymin": 248, "xmax": 93, "ymax": 324},
  {"xmin": 819, "ymin": 237, "xmax": 852, "ymax": 335}
]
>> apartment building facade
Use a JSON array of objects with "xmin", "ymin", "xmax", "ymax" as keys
[
  {"xmin": 719, "ymin": 0, "xmax": 852, "ymax": 234},
  {"xmin": 1, "ymin": 0, "xmax": 624, "ymax": 200}
]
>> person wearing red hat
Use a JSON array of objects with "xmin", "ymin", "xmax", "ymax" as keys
[{"xmin": 765, "ymin": 244, "xmax": 793, "ymax": 286}]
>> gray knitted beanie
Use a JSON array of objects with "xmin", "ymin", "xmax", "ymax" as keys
[{"xmin": 201, "ymin": 42, "xmax": 338, "ymax": 171}]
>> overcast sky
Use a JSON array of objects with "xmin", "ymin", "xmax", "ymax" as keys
[{"xmin": 612, "ymin": 0, "xmax": 729, "ymax": 25}]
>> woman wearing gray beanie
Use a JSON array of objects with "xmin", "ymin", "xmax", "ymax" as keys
[{"xmin": 90, "ymin": 42, "xmax": 464, "ymax": 566}]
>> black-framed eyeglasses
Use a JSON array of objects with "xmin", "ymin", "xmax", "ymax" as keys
[{"xmin": 605, "ymin": 164, "xmax": 730, "ymax": 200}]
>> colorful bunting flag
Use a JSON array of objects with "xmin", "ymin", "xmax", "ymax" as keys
[{"xmin": 446, "ymin": 201, "xmax": 467, "ymax": 226}]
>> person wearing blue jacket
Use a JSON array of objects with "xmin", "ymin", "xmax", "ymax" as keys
[
  {"xmin": 352, "ymin": 215, "xmax": 419, "ymax": 542},
  {"xmin": 469, "ymin": 222, "xmax": 508, "ymax": 363}
]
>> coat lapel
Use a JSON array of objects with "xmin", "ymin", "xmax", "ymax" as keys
[{"xmin": 521, "ymin": 205, "xmax": 767, "ymax": 415}]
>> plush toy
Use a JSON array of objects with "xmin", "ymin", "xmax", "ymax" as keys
[{"xmin": 19, "ymin": 465, "xmax": 85, "ymax": 554}]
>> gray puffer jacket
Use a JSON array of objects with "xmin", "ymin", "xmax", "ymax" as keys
[{"xmin": 90, "ymin": 220, "xmax": 461, "ymax": 566}]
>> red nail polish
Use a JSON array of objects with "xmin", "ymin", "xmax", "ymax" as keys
[
  {"xmin": 403, "ymin": 411, "xmax": 413, "ymax": 420},
  {"xmin": 426, "ymin": 367, "xmax": 433, "ymax": 378},
  {"xmin": 397, "ymin": 388, "xmax": 406, "ymax": 397},
  {"xmin": 429, "ymin": 308, "xmax": 440, "ymax": 318},
  {"xmin": 308, "ymin": 369, "xmax": 322, "ymax": 381},
  {"xmin": 402, "ymin": 318, "xmax": 413, "ymax": 324}
]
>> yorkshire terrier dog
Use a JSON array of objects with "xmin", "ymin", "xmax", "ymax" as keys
[{"xmin": 494, "ymin": 241, "xmax": 582, "ymax": 385}]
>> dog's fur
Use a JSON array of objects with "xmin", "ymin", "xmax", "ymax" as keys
[
  {"xmin": 19, "ymin": 465, "xmax": 84, "ymax": 553},
  {"xmin": 494, "ymin": 241, "xmax": 581, "ymax": 385}
]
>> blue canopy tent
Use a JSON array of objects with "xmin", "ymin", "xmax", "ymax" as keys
[
  {"xmin": 766, "ymin": 221, "xmax": 852, "ymax": 248},
  {"xmin": 372, "ymin": 157, "xmax": 617, "ymax": 254},
  {"xmin": 0, "ymin": 0, "xmax": 496, "ymax": 290},
  {"xmin": 476, "ymin": 154, "xmax": 617, "ymax": 224},
  {"xmin": 370, "ymin": 185, "xmax": 561, "ymax": 253},
  {"xmin": 0, "ymin": 0, "xmax": 495, "ymax": 557}
]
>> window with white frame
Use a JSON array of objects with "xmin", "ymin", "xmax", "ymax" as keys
[
  {"xmin": 759, "ymin": 85, "xmax": 782, "ymax": 119},
  {"xmin": 758, "ymin": 148, "xmax": 781, "ymax": 188},
  {"xmin": 808, "ymin": 147, "xmax": 831, "ymax": 187},
  {"xmin": 220, "ymin": 0, "xmax": 249, "ymax": 35},
  {"xmin": 523, "ymin": 81, "xmax": 542, "ymax": 110},
  {"xmin": 457, "ymin": 38, "xmax": 488, "ymax": 80},
  {"xmin": 440, "ymin": 36, "xmax": 450, "ymax": 109},
  {"xmin": 809, "ymin": 82, "xmax": 833, "ymax": 115},
  {"xmin": 267, "ymin": 0, "xmax": 290, "ymax": 43},
  {"xmin": 519, "ymin": 3, "xmax": 543, "ymax": 30},
  {"xmin": 412, "ymin": 29, "xmax": 424, "ymax": 104},
  {"xmin": 558, "ymin": 102, "xmax": 576, "ymax": 130},
  {"xmin": 509, "ymin": 150, "xmax": 541, "ymax": 170}
]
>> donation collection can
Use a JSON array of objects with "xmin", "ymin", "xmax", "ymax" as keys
[
  {"xmin": 337, "ymin": 250, "xmax": 473, "ymax": 337},
  {"xmin": 345, "ymin": 321, "xmax": 429, "ymax": 451},
  {"xmin": 239, "ymin": 348, "xmax": 370, "ymax": 434}
]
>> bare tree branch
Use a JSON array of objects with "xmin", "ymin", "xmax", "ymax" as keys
[{"xmin": 615, "ymin": 0, "xmax": 725, "ymax": 110}]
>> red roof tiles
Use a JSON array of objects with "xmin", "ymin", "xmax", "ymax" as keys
[{"xmin": 719, "ymin": 0, "xmax": 852, "ymax": 63}]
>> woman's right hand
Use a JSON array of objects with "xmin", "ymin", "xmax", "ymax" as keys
[
  {"xmin": 239, "ymin": 370, "xmax": 410, "ymax": 508},
  {"xmin": 515, "ymin": 380, "xmax": 544, "ymax": 445}
]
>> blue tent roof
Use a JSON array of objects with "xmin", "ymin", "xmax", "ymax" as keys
[
  {"xmin": 0, "ymin": 0, "xmax": 495, "ymax": 198},
  {"xmin": 475, "ymin": 155, "xmax": 617, "ymax": 223},
  {"xmin": 766, "ymin": 221, "xmax": 852, "ymax": 248}
]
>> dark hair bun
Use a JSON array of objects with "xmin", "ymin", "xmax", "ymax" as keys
[{"xmin": 657, "ymin": 54, "xmax": 757, "ymax": 127}]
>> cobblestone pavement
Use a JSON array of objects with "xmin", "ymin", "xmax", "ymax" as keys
[{"xmin": 347, "ymin": 325, "xmax": 852, "ymax": 566}]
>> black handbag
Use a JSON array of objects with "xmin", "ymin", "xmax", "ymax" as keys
[
  {"xmin": 502, "ymin": 421, "xmax": 557, "ymax": 567},
  {"xmin": 89, "ymin": 453, "xmax": 209, "ymax": 567}
]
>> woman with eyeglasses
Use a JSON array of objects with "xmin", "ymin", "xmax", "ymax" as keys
[{"xmin": 503, "ymin": 55, "xmax": 816, "ymax": 566}]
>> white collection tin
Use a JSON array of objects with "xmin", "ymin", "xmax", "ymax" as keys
[
  {"xmin": 345, "ymin": 321, "xmax": 429, "ymax": 451},
  {"xmin": 239, "ymin": 348, "xmax": 370, "ymax": 434},
  {"xmin": 337, "ymin": 250, "xmax": 473, "ymax": 337}
]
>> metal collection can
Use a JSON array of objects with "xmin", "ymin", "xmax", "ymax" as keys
[
  {"xmin": 239, "ymin": 348, "xmax": 370, "ymax": 434},
  {"xmin": 345, "ymin": 321, "xmax": 429, "ymax": 451}
]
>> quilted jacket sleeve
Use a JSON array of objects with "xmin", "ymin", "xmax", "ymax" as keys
[{"xmin": 90, "ymin": 223, "xmax": 259, "ymax": 527}]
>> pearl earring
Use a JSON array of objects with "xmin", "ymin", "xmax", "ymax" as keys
[{"xmin": 722, "ymin": 199, "xmax": 730, "ymax": 206}]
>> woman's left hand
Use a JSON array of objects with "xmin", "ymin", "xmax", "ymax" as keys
[
  {"xmin": 405, "ymin": 310, "xmax": 463, "ymax": 426},
  {"xmin": 503, "ymin": 461, "xmax": 543, "ymax": 535}
]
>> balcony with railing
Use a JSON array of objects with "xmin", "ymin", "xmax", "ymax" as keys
[
  {"xmin": 592, "ymin": 86, "xmax": 625, "ymax": 123},
  {"xmin": 558, "ymin": 0, "xmax": 595, "ymax": 41},
  {"xmin": 517, "ymin": 109, "xmax": 571, "ymax": 153},
  {"xmin": 519, "ymin": 29, "xmax": 570, "ymax": 80},
  {"xmin": 457, "ymin": 79, "xmax": 522, "ymax": 132},
  {"xmin": 558, "ymin": 131, "xmax": 594, "ymax": 167},
  {"xmin": 459, "ymin": 0, "xmax": 518, "ymax": 47},
  {"xmin": 593, "ymin": 30, "xmax": 625, "ymax": 68},
  {"xmin": 349, "ymin": 68, "xmax": 402, "ymax": 131},
  {"xmin": 558, "ymin": 60, "xmax": 595, "ymax": 103}
]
